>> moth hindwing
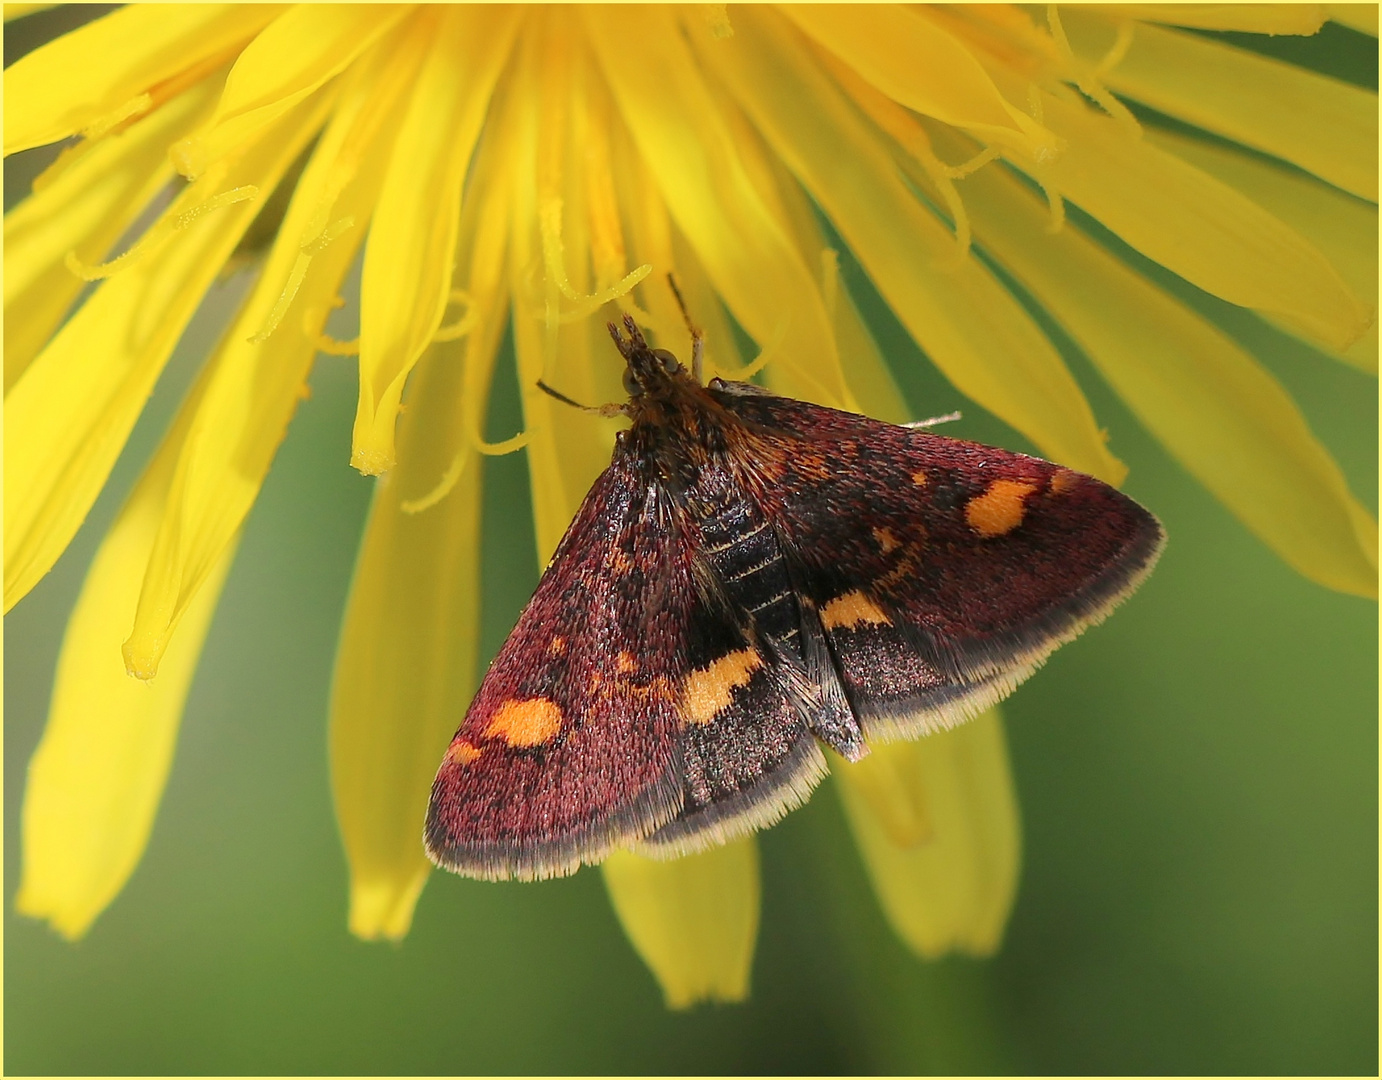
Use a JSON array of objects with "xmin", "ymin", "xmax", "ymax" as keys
[{"xmin": 425, "ymin": 317, "xmax": 1164, "ymax": 880}]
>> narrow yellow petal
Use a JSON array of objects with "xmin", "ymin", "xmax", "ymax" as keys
[
  {"xmin": 1329, "ymin": 4, "xmax": 1379, "ymax": 35},
  {"xmin": 1147, "ymin": 127, "xmax": 1377, "ymax": 373},
  {"xmin": 745, "ymin": 130, "xmax": 912, "ymax": 423},
  {"xmin": 784, "ymin": 5, "xmax": 1061, "ymax": 163},
  {"xmin": 690, "ymin": 7, "xmax": 1124, "ymax": 482},
  {"xmin": 352, "ymin": 6, "xmax": 521, "ymax": 476},
  {"xmin": 1084, "ymin": 4, "xmax": 1328, "ymax": 34},
  {"xmin": 331, "ymin": 345, "xmax": 487, "ymax": 941},
  {"xmin": 833, "ymin": 708, "xmax": 1021, "ymax": 959},
  {"xmin": 16, "ymin": 381, "xmax": 236, "ymax": 939},
  {"xmin": 331, "ymin": 87, "xmax": 514, "ymax": 940},
  {"xmin": 608, "ymin": 105, "xmax": 750, "ymax": 386},
  {"xmin": 122, "ymin": 54, "xmax": 399, "ymax": 679},
  {"xmin": 706, "ymin": 82, "xmax": 862, "ymax": 408},
  {"xmin": 1003, "ymin": 81, "xmax": 1372, "ymax": 352},
  {"xmin": 940, "ymin": 126, "xmax": 1379, "ymax": 597},
  {"xmin": 3, "ymin": 4, "xmax": 281, "ymax": 154},
  {"xmin": 602, "ymin": 841, "xmax": 760, "ymax": 1009},
  {"xmin": 505, "ymin": 26, "xmax": 624, "ymax": 557},
  {"xmin": 584, "ymin": 5, "xmax": 847, "ymax": 410},
  {"xmin": 1063, "ymin": 9, "xmax": 1377, "ymax": 202},
  {"xmin": 3, "ymin": 90, "xmax": 333, "ymax": 616},
  {"xmin": 5, "ymin": 77, "xmax": 216, "ymax": 391},
  {"xmin": 5, "ymin": 5, "xmax": 55, "ymax": 22},
  {"xmin": 170, "ymin": 4, "xmax": 410, "ymax": 180}
]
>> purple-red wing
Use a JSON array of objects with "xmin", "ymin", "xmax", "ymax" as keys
[
  {"xmin": 425, "ymin": 454, "xmax": 689, "ymax": 880},
  {"xmin": 710, "ymin": 385, "xmax": 1164, "ymax": 721}
]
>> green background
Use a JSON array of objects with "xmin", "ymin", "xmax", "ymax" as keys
[{"xmin": 5, "ymin": 10, "xmax": 1377, "ymax": 1075}]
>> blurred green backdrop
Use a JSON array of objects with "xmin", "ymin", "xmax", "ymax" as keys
[{"xmin": 5, "ymin": 9, "xmax": 1377, "ymax": 1076}]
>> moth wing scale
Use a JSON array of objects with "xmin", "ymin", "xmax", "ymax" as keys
[{"xmin": 710, "ymin": 384, "xmax": 1165, "ymax": 743}]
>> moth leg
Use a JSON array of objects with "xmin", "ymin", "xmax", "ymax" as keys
[
  {"xmin": 665, "ymin": 273, "xmax": 705, "ymax": 384},
  {"xmin": 536, "ymin": 379, "xmax": 628, "ymax": 418}
]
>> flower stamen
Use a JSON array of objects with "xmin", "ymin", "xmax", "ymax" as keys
[
  {"xmin": 817, "ymin": 47, "xmax": 987, "ymax": 260},
  {"xmin": 399, "ymin": 453, "xmax": 469, "ymax": 515},
  {"xmin": 539, "ymin": 195, "xmax": 653, "ymax": 324},
  {"xmin": 81, "ymin": 94, "xmax": 153, "ymax": 141},
  {"xmin": 1047, "ymin": 5, "xmax": 1141, "ymax": 136},
  {"xmin": 65, "ymin": 177, "xmax": 259, "ymax": 281},
  {"xmin": 312, "ymin": 333, "xmax": 360, "ymax": 357}
]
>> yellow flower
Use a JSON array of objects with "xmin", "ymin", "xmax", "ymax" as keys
[{"xmin": 5, "ymin": 3, "xmax": 1375, "ymax": 1009}]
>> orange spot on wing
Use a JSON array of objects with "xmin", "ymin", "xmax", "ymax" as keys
[
  {"xmin": 965, "ymin": 479, "xmax": 1037, "ymax": 538},
  {"xmin": 1049, "ymin": 468, "xmax": 1079, "ymax": 495},
  {"xmin": 447, "ymin": 741, "xmax": 482, "ymax": 766},
  {"xmin": 484, "ymin": 697, "xmax": 564, "ymax": 747},
  {"xmin": 873, "ymin": 526, "xmax": 901, "ymax": 554},
  {"xmin": 616, "ymin": 651, "xmax": 637, "ymax": 673},
  {"xmin": 821, "ymin": 590, "xmax": 891, "ymax": 630},
  {"xmin": 548, "ymin": 636, "xmax": 567, "ymax": 656},
  {"xmin": 911, "ymin": 468, "xmax": 928, "ymax": 486},
  {"xmin": 680, "ymin": 648, "xmax": 762, "ymax": 726}
]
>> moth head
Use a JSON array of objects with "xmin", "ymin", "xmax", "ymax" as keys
[{"xmin": 608, "ymin": 316, "xmax": 683, "ymax": 398}]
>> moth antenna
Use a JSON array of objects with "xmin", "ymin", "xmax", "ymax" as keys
[
  {"xmin": 537, "ymin": 379, "xmax": 627, "ymax": 418},
  {"xmin": 666, "ymin": 273, "xmax": 705, "ymax": 382}
]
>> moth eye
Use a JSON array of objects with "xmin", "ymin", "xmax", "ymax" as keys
[
  {"xmin": 653, "ymin": 348, "xmax": 681, "ymax": 374},
  {"xmin": 623, "ymin": 368, "xmax": 640, "ymax": 395}
]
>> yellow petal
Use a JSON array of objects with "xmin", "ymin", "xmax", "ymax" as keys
[
  {"xmin": 505, "ymin": 26, "xmax": 624, "ymax": 556},
  {"xmin": 1329, "ymin": 4, "xmax": 1379, "ymax": 35},
  {"xmin": 3, "ymin": 90, "xmax": 333, "ymax": 616},
  {"xmin": 690, "ymin": 7, "xmax": 1124, "ymax": 482},
  {"xmin": 170, "ymin": 4, "xmax": 410, "ymax": 180},
  {"xmin": 1085, "ymin": 4, "xmax": 1328, "ymax": 34},
  {"xmin": 3, "ymin": 4, "xmax": 281, "ymax": 154},
  {"xmin": 743, "ymin": 129, "xmax": 912, "ymax": 423},
  {"xmin": 1006, "ymin": 82, "xmax": 1372, "ymax": 352},
  {"xmin": 122, "ymin": 32, "xmax": 430, "ymax": 679},
  {"xmin": 330, "ymin": 345, "xmax": 489, "ymax": 941},
  {"xmin": 784, "ymin": 5, "xmax": 1061, "ymax": 162},
  {"xmin": 939, "ymin": 125, "xmax": 1379, "ymax": 597},
  {"xmin": 352, "ymin": 5, "xmax": 521, "ymax": 476},
  {"xmin": 584, "ymin": 5, "xmax": 847, "ymax": 411},
  {"xmin": 5, "ymin": 77, "xmax": 216, "ymax": 392},
  {"xmin": 5, "ymin": 5, "xmax": 55, "ymax": 22},
  {"xmin": 602, "ymin": 841, "xmax": 760, "ymax": 1008},
  {"xmin": 16, "ymin": 379, "xmax": 236, "ymax": 939},
  {"xmin": 607, "ymin": 102, "xmax": 751, "ymax": 387},
  {"xmin": 330, "ymin": 87, "xmax": 515, "ymax": 940},
  {"xmin": 1146, "ymin": 127, "xmax": 1377, "ymax": 373},
  {"xmin": 834, "ymin": 708, "xmax": 1021, "ymax": 959},
  {"xmin": 1063, "ymin": 9, "xmax": 1377, "ymax": 203}
]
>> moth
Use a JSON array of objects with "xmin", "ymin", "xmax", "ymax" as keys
[{"xmin": 425, "ymin": 315, "xmax": 1164, "ymax": 881}]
